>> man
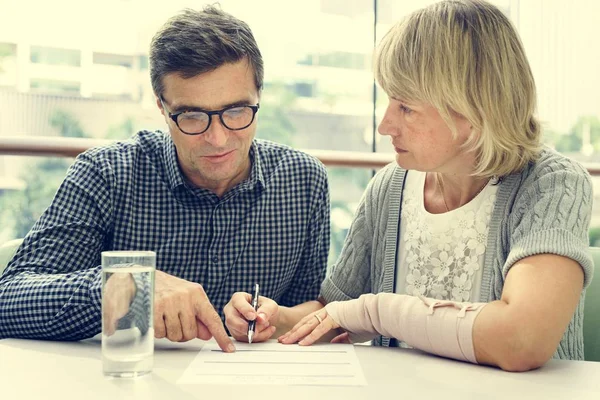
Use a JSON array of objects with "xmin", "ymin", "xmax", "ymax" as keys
[{"xmin": 0, "ymin": 6, "xmax": 330, "ymax": 352}]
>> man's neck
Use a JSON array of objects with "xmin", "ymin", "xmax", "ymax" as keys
[{"xmin": 185, "ymin": 160, "xmax": 252, "ymax": 198}]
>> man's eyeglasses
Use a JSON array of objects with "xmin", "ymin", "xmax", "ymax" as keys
[{"xmin": 161, "ymin": 100, "xmax": 260, "ymax": 135}]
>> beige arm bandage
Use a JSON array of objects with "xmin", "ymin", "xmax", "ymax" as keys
[{"xmin": 325, "ymin": 293, "xmax": 487, "ymax": 363}]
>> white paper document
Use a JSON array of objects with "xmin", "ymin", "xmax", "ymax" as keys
[{"xmin": 177, "ymin": 341, "xmax": 367, "ymax": 386}]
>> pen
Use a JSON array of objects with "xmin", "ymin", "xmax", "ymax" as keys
[{"xmin": 247, "ymin": 283, "xmax": 260, "ymax": 344}]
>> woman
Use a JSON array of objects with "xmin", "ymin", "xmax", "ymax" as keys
[{"xmin": 224, "ymin": 0, "xmax": 593, "ymax": 372}]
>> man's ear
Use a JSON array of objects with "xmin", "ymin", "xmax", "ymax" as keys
[{"xmin": 156, "ymin": 97, "xmax": 165, "ymax": 116}]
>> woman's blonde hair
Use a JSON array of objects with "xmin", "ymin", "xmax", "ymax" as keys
[{"xmin": 374, "ymin": 0, "xmax": 541, "ymax": 177}]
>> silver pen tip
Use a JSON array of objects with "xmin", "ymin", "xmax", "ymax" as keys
[{"xmin": 248, "ymin": 332, "xmax": 253, "ymax": 344}]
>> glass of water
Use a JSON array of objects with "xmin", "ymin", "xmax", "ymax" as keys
[{"xmin": 101, "ymin": 251, "xmax": 155, "ymax": 378}]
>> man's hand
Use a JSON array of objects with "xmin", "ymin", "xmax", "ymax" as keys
[
  {"xmin": 102, "ymin": 272, "xmax": 137, "ymax": 336},
  {"xmin": 153, "ymin": 270, "xmax": 234, "ymax": 352},
  {"xmin": 224, "ymin": 292, "xmax": 279, "ymax": 342}
]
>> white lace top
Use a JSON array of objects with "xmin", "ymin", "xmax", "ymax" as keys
[{"xmin": 395, "ymin": 171, "xmax": 498, "ymax": 303}]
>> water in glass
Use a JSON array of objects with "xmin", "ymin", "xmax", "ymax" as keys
[{"xmin": 101, "ymin": 252, "xmax": 155, "ymax": 378}]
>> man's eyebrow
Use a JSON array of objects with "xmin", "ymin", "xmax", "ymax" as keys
[{"xmin": 169, "ymin": 100, "xmax": 254, "ymax": 113}]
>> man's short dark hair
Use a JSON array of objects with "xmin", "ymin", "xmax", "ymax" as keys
[{"xmin": 149, "ymin": 5, "xmax": 264, "ymax": 98}]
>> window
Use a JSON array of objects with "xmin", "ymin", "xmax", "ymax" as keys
[
  {"xmin": 30, "ymin": 46, "xmax": 81, "ymax": 67},
  {"xmin": 316, "ymin": 51, "xmax": 368, "ymax": 70},
  {"xmin": 0, "ymin": 42, "xmax": 17, "ymax": 88},
  {"xmin": 294, "ymin": 82, "xmax": 315, "ymax": 98},
  {"xmin": 298, "ymin": 51, "xmax": 368, "ymax": 70},
  {"xmin": 0, "ymin": 42, "xmax": 16, "ymax": 64},
  {"xmin": 138, "ymin": 55, "xmax": 149, "ymax": 71},
  {"xmin": 1, "ymin": 0, "xmax": 599, "ymax": 258},
  {"xmin": 93, "ymin": 52, "xmax": 134, "ymax": 68},
  {"xmin": 30, "ymin": 79, "xmax": 80, "ymax": 94}
]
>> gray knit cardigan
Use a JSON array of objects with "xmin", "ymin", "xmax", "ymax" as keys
[{"xmin": 321, "ymin": 148, "xmax": 594, "ymax": 360}]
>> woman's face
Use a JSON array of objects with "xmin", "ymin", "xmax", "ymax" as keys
[{"xmin": 378, "ymin": 97, "xmax": 476, "ymax": 174}]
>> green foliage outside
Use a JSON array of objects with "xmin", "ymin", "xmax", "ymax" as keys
[
  {"xmin": 0, "ymin": 43, "xmax": 13, "ymax": 73},
  {"xmin": 106, "ymin": 117, "xmax": 136, "ymax": 140},
  {"xmin": 256, "ymin": 83, "xmax": 296, "ymax": 146},
  {"xmin": 0, "ymin": 159, "xmax": 69, "ymax": 237},
  {"xmin": 0, "ymin": 109, "xmax": 138, "ymax": 238},
  {"xmin": 49, "ymin": 110, "xmax": 88, "ymax": 138},
  {"xmin": 0, "ymin": 110, "xmax": 89, "ymax": 237},
  {"xmin": 544, "ymin": 116, "xmax": 600, "ymax": 153},
  {"xmin": 589, "ymin": 226, "xmax": 600, "ymax": 247}
]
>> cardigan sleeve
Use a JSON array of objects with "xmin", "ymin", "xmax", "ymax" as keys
[
  {"xmin": 320, "ymin": 183, "xmax": 374, "ymax": 302},
  {"xmin": 320, "ymin": 164, "xmax": 397, "ymax": 303},
  {"xmin": 504, "ymin": 158, "xmax": 594, "ymax": 287}
]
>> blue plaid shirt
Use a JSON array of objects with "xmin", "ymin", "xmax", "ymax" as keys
[{"xmin": 0, "ymin": 131, "xmax": 330, "ymax": 340}]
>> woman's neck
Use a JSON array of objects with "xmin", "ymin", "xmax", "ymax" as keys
[{"xmin": 426, "ymin": 172, "xmax": 490, "ymax": 212}]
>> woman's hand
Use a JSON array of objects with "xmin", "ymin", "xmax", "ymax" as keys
[{"xmin": 278, "ymin": 309, "xmax": 347, "ymax": 345}]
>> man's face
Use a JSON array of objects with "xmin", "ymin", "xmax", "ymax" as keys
[{"xmin": 158, "ymin": 59, "xmax": 260, "ymax": 195}]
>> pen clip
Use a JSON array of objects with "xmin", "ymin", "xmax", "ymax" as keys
[{"xmin": 251, "ymin": 283, "xmax": 260, "ymax": 310}]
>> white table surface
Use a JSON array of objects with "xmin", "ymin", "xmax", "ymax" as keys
[{"xmin": 1, "ymin": 337, "xmax": 599, "ymax": 400}]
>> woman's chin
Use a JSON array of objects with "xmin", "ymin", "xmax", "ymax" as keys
[{"xmin": 394, "ymin": 152, "xmax": 412, "ymax": 169}]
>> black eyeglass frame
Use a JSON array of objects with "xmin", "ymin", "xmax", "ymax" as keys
[{"xmin": 160, "ymin": 99, "xmax": 260, "ymax": 135}]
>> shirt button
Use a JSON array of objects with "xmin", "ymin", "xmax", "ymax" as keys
[{"xmin": 212, "ymin": 256, "xmax": 219, "ymax": 264}]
